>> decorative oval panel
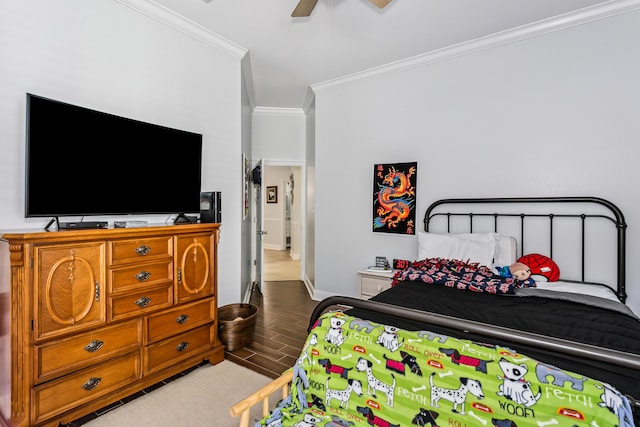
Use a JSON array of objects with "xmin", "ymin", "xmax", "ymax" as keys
[
  {"xmin": 179, "ymin": 241, "xmax": 210, "ymax": 294},
  {"xmin": 45, "ymin": 252, "xmax": 96, "ymax": 325}
]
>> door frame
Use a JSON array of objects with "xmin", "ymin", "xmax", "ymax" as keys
[{"xmin": 252, "ymin": 160, "xmax": 305, "ymax": 288}]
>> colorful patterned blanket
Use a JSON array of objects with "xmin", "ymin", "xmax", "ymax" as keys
[
  {"xmin": 392, "ymin": 258, "xmax": 529, "ymax": 295},
  {"xmin": 255, "ymin": 311, "xmax": 634, "ymax": 427}
]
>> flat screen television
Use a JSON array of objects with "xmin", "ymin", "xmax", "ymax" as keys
[{"xmin": 25, "ymin": 93, "xmax": 203, "ymax": 225}]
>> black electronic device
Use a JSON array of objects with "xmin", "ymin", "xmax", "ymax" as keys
[
  {"xmin": 25, "ymin": 93, "xmax": 203, "ymax": 221},
  {"xmin": 200, "ymin": 191, "xmax": 221, "ymax": 223},
  {"xmin": 58, "ymin": 221, "xmax": 108, "ymax": 230}
]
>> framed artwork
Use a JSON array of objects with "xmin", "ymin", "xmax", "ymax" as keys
[
  {"xmin": 372, "ymin": 162, "xmax": 417, "ymax": 235},
  {"xmin": 243, "ymin": 153, "xmax": 249, "ymax": 219},
  {"xmin": 266, "ymin": 186, "xmax": 278, "ymax": 203}
]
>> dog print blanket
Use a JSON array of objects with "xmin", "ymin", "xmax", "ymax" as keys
[{"xmin": 254, "ymin": 311, "xmax": 634, "ymax": 427}]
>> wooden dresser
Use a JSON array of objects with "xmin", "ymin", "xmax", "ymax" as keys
[{"xmin": 0, "ymin": 223, "xmax": 224, "ymax": 426}]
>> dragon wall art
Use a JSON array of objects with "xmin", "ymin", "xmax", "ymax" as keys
[{"xmin": 372, "ymin": 162, "xmax": 417, "ymax": 235}]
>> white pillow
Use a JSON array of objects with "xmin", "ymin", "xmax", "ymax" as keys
[
  {"xmin": 448, "ymin": 232, "xmax": 516, "ymax": 267},
  {"xmin": 417, "ymin": 232, "xmax": 496, "ymax": 267},
  {"xmin": 494, "ymin": 235, "xmax": 517, "ymax": 267}
]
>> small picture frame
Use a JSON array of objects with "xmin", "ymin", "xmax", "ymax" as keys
[
  {"xmin": 266, "ymin": 186, "xmax": 278, "ymax": 203},
  {"xmin": 375, "ymin": 256, "xmax": 388, "ymax": 268}
]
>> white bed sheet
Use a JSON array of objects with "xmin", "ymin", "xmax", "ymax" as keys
[{"xmin": 533, "ymin": 281, "xmax": 619, "ymax": 302}]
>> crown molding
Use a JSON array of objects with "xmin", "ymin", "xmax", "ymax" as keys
[
  {"xmin": 303, "ymin": 87, "xmax": 316, "ymax": 113},
  {"xmin": 253, "ymin": 107, "xmax": 305, "ymax": 117},
  {"xmin": 241, "ymin": 55, "xmax": 256, "ymax": 111},
  {"xmin": 113, "ymin": 0, "xmax": 247, "ymax": 60},
  {"xmin": 311, "ymin": 0, "xmax": 640, "ymax": 94}
]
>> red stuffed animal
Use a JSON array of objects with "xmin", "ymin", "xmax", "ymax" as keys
[{"xmin": 517, "ymin": 253, "xmax": 560, "ymax": 282}]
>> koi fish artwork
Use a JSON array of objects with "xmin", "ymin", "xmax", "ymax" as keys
[{"xmin": 372, "ymin": 162, "xmax": 417, "ymax": 235}]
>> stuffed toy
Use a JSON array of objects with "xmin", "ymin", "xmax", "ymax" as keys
[
  {"xmin": 517, "ymin": 253, "xmax": 560, "ymax": 282},
  {"xmin": 496, "ymin": 262, "xmax": 536, "ymax": 287}
]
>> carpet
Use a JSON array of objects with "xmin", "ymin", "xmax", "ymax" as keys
[{"xmin": 84, "ymin": 361, "xmax": 276, "ymax": 427}]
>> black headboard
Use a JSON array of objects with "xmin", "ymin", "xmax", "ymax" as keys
[{"xmin": 423, "ymin": 197, "xmax": 627, "ymax": 302}]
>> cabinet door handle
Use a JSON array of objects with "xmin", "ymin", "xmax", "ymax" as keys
[
  {"xmin": 81, "ymin": 377, "xmax": 102, "ymax": 391},
  {"xmin": 84, "ymin": 340, "xmax": 104, "ymax": 353},
  {"xmin": 177, "ymin": 267, "xmax": 182, "ymax": 284},
  {"xmin": 134, "ymin": 296, "xmax": 151, "ymax": 307},
  {"xmin": 135, "ymin": 271, "xmax": 151, "ymax": 282},
  {"xmin": 176, "ymin": 342, "xmax": 189, "ymax": 352},
  {"xmin": 135, "ymin": 245, "xmax": 151, "ymax": 256},
  {"xmin": 95, "ymin": 282, "xmax": 100, "ymax": 302},
  {"xmin": 175, "ymin": 314, "xmax": 189, "ymax": 324}
]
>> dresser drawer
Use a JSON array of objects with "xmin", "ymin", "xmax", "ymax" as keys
[
  {"xmin": 109, "ymin": 236, "xmax": 172, "ymax": 265},
  {"xmin": 109, "ymin": 284, "xmax": 173, "ymax": 321},
  {"xmin": 32, "ymin": 351, "xmax": 141, "ymax": 425},
  {"xmin": 35, "ymin": 319, "xmax": 142, "ymax": 383},
  {"xmin": 359, "ymin": 272, "xmax": 393, "ymax": 299},
  {"xmin": 144, "ymin": 324, "xmax": 213, "ymax": 375},
  {"xmin": 146, "ymin": 298, "xmax": 215, "ymax": 344},
  {"xmin": 109, "ymin": 260, "xmax": 173, "ymax": 292}
]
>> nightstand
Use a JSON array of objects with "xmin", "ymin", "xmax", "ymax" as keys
[{"xmin": 358, "ymin": 269, "xmax": 395, "ymax": 299}]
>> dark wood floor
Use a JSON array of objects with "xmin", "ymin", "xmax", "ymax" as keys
[{"xmin": 225, "ymin": 280, "xmax": 319, "ymax": 379}]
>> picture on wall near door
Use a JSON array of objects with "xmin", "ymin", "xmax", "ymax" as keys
[
  {"xmin": 372, "ymin": 162, "xmax": 417, "ymax": 235},
  {"xmin": 243, "ymin": 153, "xmax": 249, "ymax": 219},
  {"xmin": 266, "ymin": 186, "xmax": 278, "ymax": 203}
]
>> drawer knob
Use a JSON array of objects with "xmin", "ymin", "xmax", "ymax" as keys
[
  {"xmin": 134, "ymin": 296, "xmax": 151, "ymax": 307},
  {"xmin": 135, "ymin": 271, "xmax": 151, "ymax": 282},
  {"xmin": 84, "ymin": 340, "xmax": 104, "ymax": 353},
  {"xmin": 135, "ymin": 245, "xmax": 151, "ymax": 256},
  {"xmin": 175, "ymin": 314, "xmax": 189, "ymax": 324},
  {"xmin": 81, "ymin": 377, "xmax": 102, "ymax": 391},
  {"xmin": 176, "ymin": 342, "xmax": 189, "ymax": 352}
]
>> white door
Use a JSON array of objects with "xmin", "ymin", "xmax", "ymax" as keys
[{"xmin": 253, "ymin": 159, "xmax": 265, "ymax": 292}]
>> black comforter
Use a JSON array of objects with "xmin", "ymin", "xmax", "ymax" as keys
[{"xmin": 346, "ymin": 280, "xmax": 640, "ymax": 408}]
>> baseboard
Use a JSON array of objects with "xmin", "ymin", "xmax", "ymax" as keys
[
  {"xmin": 263, "ymin": 243, "xmax": 283, "ymax": 250},
  {"xmin": 243, "ymin": 281, "xmax": 255, "ymax": 303}
]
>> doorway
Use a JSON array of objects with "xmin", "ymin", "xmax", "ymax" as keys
[
  {"xmin": 262, "ymin": 164, "xmax": 303, "ymax": 282},
  {"xmin": 264, "ymin": 248, "xmax": 300, "ymax": 281}
]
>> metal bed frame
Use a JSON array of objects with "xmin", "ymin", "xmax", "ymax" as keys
[
  {"xmin": 310, "ymin": 196, "xmax": 638, "ymax": 412},
  {"xmin": 423, "ymin": 196, "xmax": 627, "ymax": 302}
]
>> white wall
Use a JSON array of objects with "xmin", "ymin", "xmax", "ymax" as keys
[
  {"xmin": 263, "ymin": 167, "xmax": 289, "ymax": 249},
  {"xmin": 252, "ymin": 107, "xmax": 306, "ymax": 161},
  {"xmin": 290, "ymin": 166, "xmax": 303, "ymax": 260},
  {"xmin": 0, "ymin": 0, "xmax": 246, "ymax": 306},
  {"xmin": 262, "ymin": 166, "xmax": 300, "ymax": 253},
  {"xmin": 304, "ymin": 101, "xmax": 316, "ymax": 289},
  {"xmin": 311, "ymin": 6, "xmax": 640, "ymax": 314}
]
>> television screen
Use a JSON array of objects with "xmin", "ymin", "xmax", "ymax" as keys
[{"xmin": 26, "ymin": 93, "xmax": 203, "ymax": 219}]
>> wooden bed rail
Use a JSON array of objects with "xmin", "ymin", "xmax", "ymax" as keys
[{"xmin": 229, "ymin": 369, "xmax": 293, "ymax": 427}]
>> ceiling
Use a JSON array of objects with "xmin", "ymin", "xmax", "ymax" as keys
[{"xmin": 152, "ymin": 0, "xmax": 608, "ymax": 109}]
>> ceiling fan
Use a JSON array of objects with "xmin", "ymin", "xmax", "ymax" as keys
[{"xmin": 292, "ymin": 0, "xmax": 392, "ymax": 17}]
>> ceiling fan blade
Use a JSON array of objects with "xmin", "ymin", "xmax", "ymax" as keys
[
  {"xmin": 292, "ymin": 0, "xmax": 319, "ymax": 17},
  {"xmin": 368, "ymin": 0, "xmax": 392, "ymax": 8}
]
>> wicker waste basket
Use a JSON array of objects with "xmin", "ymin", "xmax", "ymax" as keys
[{"xmin": 218, "ymin": 303, "xmax": 258, "ymax": 352}]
